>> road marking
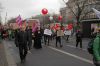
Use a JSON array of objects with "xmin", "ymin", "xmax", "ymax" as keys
[
  {"xmin": 48, "ymin": 46, "xmax": 93, "ymax": 64},
  {"xmin": 66, "ymin": 45, "xmax": 87, "ymax": 51}
]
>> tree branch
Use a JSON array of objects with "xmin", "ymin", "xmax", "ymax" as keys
[
  {"xmin": 62, "ymin": 0, "xmax": 77, "ymax": 17},
  {"xmin": 62, "ymin": 0, "xmax": 91, "ymax": 22},
  {"xmin": 81, "ymin": 0, "xmax": 88, "ymax": 12},
  {"xmin": 80, "ymin": 11, "xmax": 92, "ymax": 20}
]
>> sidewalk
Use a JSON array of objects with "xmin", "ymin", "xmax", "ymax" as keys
[
  {"xmin": 2, "ymin": 40, "xmax": 18, "ymax": 66},
  {"xmin": 0, "ymin": 42, "xmax": 8, "ymax": 66}
]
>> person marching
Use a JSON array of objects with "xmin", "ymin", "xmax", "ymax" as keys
[
  {"xmin": 76, "ymin": 30, "xmax": 82, "ymax": 49},
  {"xmin": 56, "ymin": 28, "xmax": 64, "ymax": 47},
  {"xmin": 93, "ymin": 28, "xmax": 100, "ymax": 66},
  {"xmin": 8, "ymin": 29, "xmax": 12, "ymax": 40},
  {"xmin": 64, "ymin": 29, "xmax": 71, "ymax": 42},
  {"xmin": 33, "ymin": 27, "xmax": 42, "ymax": 49},
  {"xmin": 17, "ymin": 26, "xmax": 28, "ymax": 63},
  {"xmin": 14, "ymin": 29, "xmax": 20, "ymax": 47},
  {"xmin": 44, "ymin": 27, "xmax": 52, "ymax": 46},
  {"xmin": 26, "ymin": 26, "xmax": 32, "ymax": 50}
]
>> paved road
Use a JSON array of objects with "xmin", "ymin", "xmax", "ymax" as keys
[
  {"xmin": 3, "ymin": 37, "xmax": 95, "ymax": 66},
  {"xmin": 0, "ymin": 42, "xmax": 8, "ymax": 66}
]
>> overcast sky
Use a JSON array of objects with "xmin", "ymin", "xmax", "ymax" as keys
[{"xmin": 0, "ymin": 0, "xmax": 68, "ymax": 23}]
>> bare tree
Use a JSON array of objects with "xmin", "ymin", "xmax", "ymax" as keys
[
  {"xmin": 62, "ymin": 0, "xmax": 89, "ymax": 23},
  {"xmin": 61, "ymin": 0, "xmax": 100, "ymax": 31}
]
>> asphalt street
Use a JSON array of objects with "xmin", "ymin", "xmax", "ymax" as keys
[
  {"xmin": 0, "ymin": 42, "xmax": 8, "ymax": 66},
  {"xmin": 3, "ymin": 37, "xmax": 95, "ymax": 66}
]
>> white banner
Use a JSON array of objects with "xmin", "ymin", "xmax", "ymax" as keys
[
  {"xmin": 44, "ymin": 29, "xmax": 52, "ymax": 36},
  {"xmin": 64, "ymin": 30, "xmax": 71, "ymax": 35}
]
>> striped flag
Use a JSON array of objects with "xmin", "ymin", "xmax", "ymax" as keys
[
  {"xmin": 16, "ymin": 15, "xmax": 22, "ymax": 26},
  {"xmin": 32, "ymin": 22, "xmax": 38, "ymax": 32},
  {"xmin": 92, "ymin": 8, "xmax": 100, "ymax": 19}
]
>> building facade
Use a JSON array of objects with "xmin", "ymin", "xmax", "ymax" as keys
[
  {"xmin": 60, "ymin": 0, "xmax": 100, "ymax": 37},
  {"xmin": 60, "ymin": 0, "xmax": 100, "ymax": 22}
]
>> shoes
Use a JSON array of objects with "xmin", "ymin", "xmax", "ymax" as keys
[
  {"xmin": 60, "ymin": 45, "xmax": 63, "ymax": 47},
  {"xmin": 80, "ymin": 48, "xmax": 83, "ymax": 50},
  {"xmin": 23, "ymin": 58, "xmax": 26, "ymax": 62},
  {"xmin": 21, "ymin": 60, "xmax": 24, "ymax": 63},
  {"xmin": 56, "ymin": 45, "xmax": 57, "ymax": 47},
  {"xmin": 21, "ymin": 58, "xmax": 26, "ymax": 63}
]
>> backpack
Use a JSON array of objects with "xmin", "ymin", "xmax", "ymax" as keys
[
  {"xmin": 87, "ymin": 39, "xmax": 94, "ymax": 54},
  {"xmin": 76, "ymin": 32, "xmax": 82, "ymax": 38}
]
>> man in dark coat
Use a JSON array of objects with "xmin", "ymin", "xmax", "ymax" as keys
[
  {"xmin": 18, "ymin": 26, "xmax": 28, "ymax": 63},
  {"xmin": 14, "ymin": 29, "xmax": 19, "ymax": 47},
  {"xmin": 76, "ymin": 30, "xmax": 82, "ymax": 48},
  {"xmin": 27, "ymin": 26, "xmax": 32, "ymax": 50}
]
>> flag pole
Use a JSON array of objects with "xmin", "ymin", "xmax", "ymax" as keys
[{"xmin": 5, "ymin": 12, "xmax": 7, "ymax": 25}]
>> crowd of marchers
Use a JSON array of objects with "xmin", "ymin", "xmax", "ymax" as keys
[{"xmin": 0, "ymin": 26, "xmax": 100, "ymax": 66}]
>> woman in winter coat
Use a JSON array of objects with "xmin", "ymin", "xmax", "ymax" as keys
[{"xmin": 93, "ymin": 28, "xmax": 100, "ymax": 66}]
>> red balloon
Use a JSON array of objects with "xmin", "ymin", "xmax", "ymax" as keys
[
  {"xmin": 41, "ymin": 8, "xmax": 48, "ymax": 15},
  {"xmin": 68, "ymin": 24, "xmax": 73, "ymax": 30},
  {"xmin": 58, "ymin": 16, "xmax": 62, "ymax": 21}
]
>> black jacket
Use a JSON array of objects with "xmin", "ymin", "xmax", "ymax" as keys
[
  {"xmin": 18, "ymin": 31, "xmax": 28, "ymax": 45},
  {"xmin": 27, "ymin": 29, "xmax": 32, "ymax": 41},
  {"xmin": 76, "ymin": 32, "xmax": 82, "ymax": 40}
]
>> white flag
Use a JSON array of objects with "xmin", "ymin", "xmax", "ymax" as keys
[{"xmin": 92, "ymin": 8, "xmax": 100, "ymax": 19}]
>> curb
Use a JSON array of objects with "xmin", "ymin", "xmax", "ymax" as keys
[{"xmin": 3, "ymin": 40, "xmax": 17, "ymax": 66}]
